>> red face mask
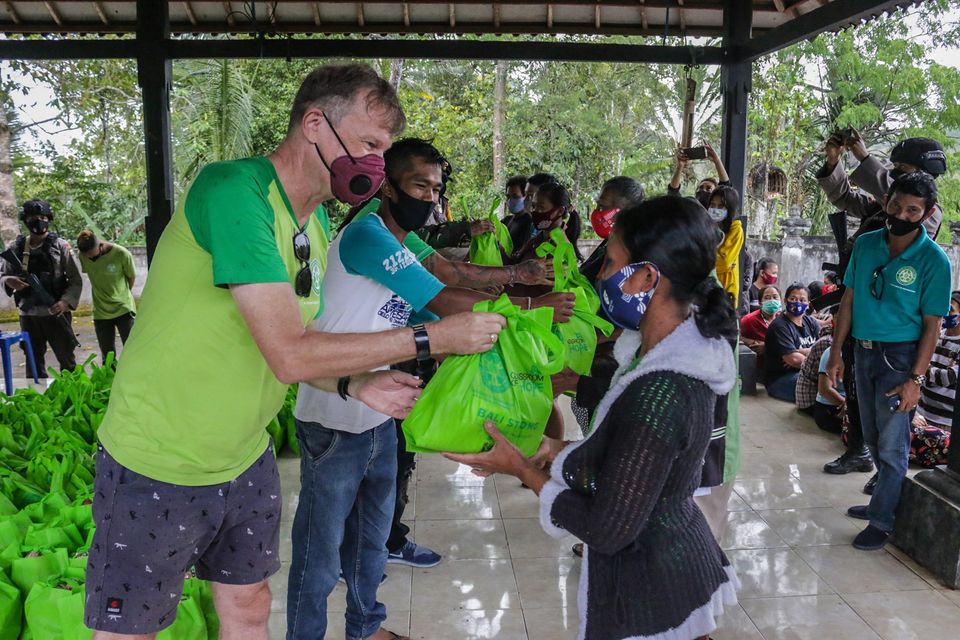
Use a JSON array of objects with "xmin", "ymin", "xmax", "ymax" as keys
[
  {"xmin": 822, "ymin": 283, "xmax": 838, "ymax": 294},
  {"xmin": 590, "ymin": 208, "xmax": 619, "ymax": 239},
  {"xmin": 761, "ymin": 271, "xmax": 778, "ymax": 285}
]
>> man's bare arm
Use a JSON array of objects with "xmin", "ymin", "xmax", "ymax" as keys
[
  {"xmin": 423, "ymin": 253, "xmax": 552, "ymax": 289},
  {"xmin": 231, "ymin": 282, "xmax": 505, "ymax": 383}
]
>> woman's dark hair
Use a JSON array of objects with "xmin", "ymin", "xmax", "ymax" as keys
[
  {"xmin": 527, "ymin": 172, "xmax": 558, "ymax": 190},
  {"xmin": 506, "ymin": 175, "xmax": 527, "ymax": 192},
  {"xmin": 536, "ymin": 181, "xmax": 571, "ymax": 209},
  {"xmin": 564, "ymin": 209, "xmax": 584, "ymax": 261},
  {"xmin": 824, "ymin": 271, "xmax": 838, "ymax": 285},
  {"xmin": 807, "ymin": 280, "xmax": 824, "ymax": 300},
  {"xmin": 601, "ymin": 176, "xmax": 646, "ymax": 209},
  {"xmin": 753, "ymin": 257, "xmax": 777, "ymax": 282},
  {"xmin": 759, "ymin": 285, "xmax": 780, "ymax": 299},
  {"xmin": 784, "ymin": 283, "xmax": 809, "ymax": 299},
  {"xmin": 708, "ymin": 185, "xmax": 740, "ymax": 234},
  {"xmin": 615, "ymin": 196, "xmax": 737, "ymax": 340}
]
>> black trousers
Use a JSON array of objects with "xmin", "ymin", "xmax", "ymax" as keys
[
  {"xmin": 841, "ymin": 336, "xmax": 865, "ymax": 451},
  {"xmin": 387, "ymin": 419, "xmax": 417, "ymax": 554},
  {"xmin": 813, "ymin": 402, "xmax": 844, "ymax": 434},
  {"xmin": 19, "ymin": 313, "xmax": 77, "ymax": 378},
  {"xmin": 93, "ymin": 312, "xmax": 135, "ymax": 362}
]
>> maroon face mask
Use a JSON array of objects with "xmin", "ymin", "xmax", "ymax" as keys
[
  {"xmin": 315, "ymin": 113, "xmax": 386, "ymax": 205},
  {"xmin": 532, "ymin": 206, "xmax": 564, "ymax": 230}
]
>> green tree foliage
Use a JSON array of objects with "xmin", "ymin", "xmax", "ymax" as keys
[{"xmin": 3, "ymin": 0, "xmax": 959, "ymax": 245}]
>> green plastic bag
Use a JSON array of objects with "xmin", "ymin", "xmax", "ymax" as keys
[
  {"xmin": 552, "ymin": 286, "xmax": 614, "ymax": 376},
  {"xmin": 536, "ymin": 229, "xmax": 613, "ymax": 374},
  {"xmin": 24, "ymin": 577, "xmax": 82, "ymax": 640},
  {"xmin": 10, "ymin": 548, "xmax": 68, "ymax": 597},
  {"xmin": 0, "ymin": 569, "xmax": 22, "ymax": 640},
  {"xmin": 24, "ymin": 522, "xmax": 84, "ymax": 554},
  {"xmin": 469, "ymin": 200, "xmax": 512, "ymax": 265},
  {"xmin": 183, "ymin": 577, "xmax": 220, "ymax": 638},
  {"xmin": 403, "ymin": 295, "xmax": 564, "ymax": 457},
  {"xmin": 536, "ymin": 228, "xmax": 601, "ymax": 311},
  {"xmin": 54, "ymin": 582, "xmax": 91, "ymax": 640},
  {"xmin": 155, "ymin": 578, "xmax": 208, "ymax": 640}
]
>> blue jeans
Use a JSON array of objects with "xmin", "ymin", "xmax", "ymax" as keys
[
  {"xmin": 854, "ymin": 342, "xmax": 917, "ymax": 532},
  {"xmin": 766, "ymin": 370, "xmax": 799, "ymax": 403},
  {"xmin": 287, "ymin": 418, "xmax": 398, "ymax": 640}
]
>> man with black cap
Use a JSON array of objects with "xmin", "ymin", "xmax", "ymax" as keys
[
  {"xmin": 0, "ymin": 199, "xmax": 82, "ymax": 377},
  {"xmin": 818, "ymin": 131, "xmax": 947, "ymax": 240}
]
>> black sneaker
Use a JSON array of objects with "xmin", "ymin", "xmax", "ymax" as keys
[
  {"xmin": 863, "ymin": 473, "xmax": 878, "ymax": 495},
  {"xmin": 823, "ymin": 448, "xmax": 874, "ymax": 474},
  {"xmin": 847, "ymin": 505, "xmax": 869, "ymax": 520},
  {"xmin": 853, "ymin": 524, "xmax": 890, "ymax": 550}
]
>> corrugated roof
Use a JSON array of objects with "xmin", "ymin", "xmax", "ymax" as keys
[{"xmin": 0, "ymin": 1, "xmax": 918, "ymax": 38}]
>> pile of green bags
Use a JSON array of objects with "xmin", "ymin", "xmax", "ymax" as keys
[
  {"xmin": 402, "ymin": 295, "xmax": 565, "ymax": 457},
  {"xmin": 468, "ymin": 199, "xmax": 514, "ymax": 266},
  {"xmin": 536, "ymin": 228, "xmax": 614, "ymax": 375},
  {"xmin": 0, "ymin": 356, "xmax": 225, "ymax": 639}
]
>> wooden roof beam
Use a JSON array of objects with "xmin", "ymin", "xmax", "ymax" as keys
[
  {"xmin": 493, "ymin": 2, "xmax": 501, "ymax": 28},
  {"xmin": 639, "ymin": 0, "xmax": 648, "ymax": 31},
  {"xmin": 547, "ymin": 3, "xmax": 553, "ymax": 29},
  {"xmin": 678, "ymin": 0, "xmax": 686, "ymax": 34},
  {"xmin": 92, "ymin": 1, "xmax": 109, "ymax": 25},
  {"xmin": 402, "ymin": 1, "xmax": 410, "ymax": 27},
  {"xmin": 44, "ymin": 1, "xmax": 63, "ymax": 27},
  {"xmin": 183, "ymin": 1, "xmax": 198, "ymax": 26},
  {"xmin": 312, "ymin": 1, "xmax": 321, "ymax": 25},
  {"xmin": 449, "ymin": 3, "xmax": 455, "ymax": 27},
  {"xmin": 223, "ymin": 1, "xmax": 235, "ymax": 27},
  {"xmin": 357, "ymin": 2, "xmax": 365, "ymax": 28},
  {"xmin": 2, "ymin": 1, "xmax": 21, "ymax": 25}
]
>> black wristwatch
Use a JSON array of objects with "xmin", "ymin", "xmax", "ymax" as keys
[
  {"xmin": 411, "ymin": 323, "xmax": 431, "ymax": 362},
  {"xmin": 337, "ymin": 376, "xmax": 351, "ymax": 400}
]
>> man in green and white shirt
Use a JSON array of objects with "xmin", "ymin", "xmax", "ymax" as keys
[
  {"xmin": 84, "ymin": 64, "xmax": 505, "ymax": 640},
  {"xmin": 76, "ymin": 230, "xmax": 137, "ymax": 362}
]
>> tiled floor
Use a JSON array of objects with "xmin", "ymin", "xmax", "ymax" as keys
[
  {"xmin": 262, "ymin": 393, "xmax": 960, "ymax": 640},
  {"xmin": 5, "ymin": 371, "xmax": 957, "ymax": 639}
]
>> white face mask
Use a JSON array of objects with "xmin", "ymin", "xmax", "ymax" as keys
[{"xmin": 707, "ymin": 207, "xmax": 727, "ymax": 223}]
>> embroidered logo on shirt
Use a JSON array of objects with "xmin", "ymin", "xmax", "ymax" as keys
[
  {"xmin": 106, "ymin": 263, "xmax": 118, "ymax": 274},
  {"xmin": 378, "ymin": 294, "xmax": 413, "ymax": 328},
  {"xmin": 896, "ymin": 266, "xmax": 918, "ymax": 286},
  {"xmin": 382, "ymin": 249, "xmax": 416, "ymax": 275}
]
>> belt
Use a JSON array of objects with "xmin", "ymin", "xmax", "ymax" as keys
[{"xmin": 856, "ymin": 339, "xmax": 917, "ymax": 350}]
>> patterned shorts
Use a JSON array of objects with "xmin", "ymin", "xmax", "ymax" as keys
[{"xmin": 84, "ymin": 443, "xmax": 282, "ymax": 634}]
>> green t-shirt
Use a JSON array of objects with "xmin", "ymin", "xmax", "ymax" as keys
[
  {"xmin": 79, "ymin": 244, "xmax": 137, "ymax": 320},
  {"xmin": 847, "ymin": 228, "xmax": 952, "ymax": 342},
  {"xmin": 353, "ymin": 198, "xmax": 436, "ymax": 262},
  {"xmin": 98, "ymin": 157, "xmax": 330, "ymax": 486}
]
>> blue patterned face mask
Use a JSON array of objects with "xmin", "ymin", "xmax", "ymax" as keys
[
  {"xmin": 598, "ymin": 262, "xmax": 660, "ymax": 330},
  {"xmin": 943, "ymin": 314, "xmax": 960, "ymax": 329}
]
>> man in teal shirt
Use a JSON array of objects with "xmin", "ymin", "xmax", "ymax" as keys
[{"xmin": 826, "ymin": 172, "xmax": 951, "ymax": 551}]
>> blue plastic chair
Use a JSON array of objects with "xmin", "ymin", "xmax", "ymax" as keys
[{"xmin": 0, "ymin": 331, "xmax": 39, "ymax": 396}]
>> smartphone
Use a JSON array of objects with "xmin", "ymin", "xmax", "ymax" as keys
[{"xmin": 683, "ymin": 146, "xmax": 708, "ymax": 160}]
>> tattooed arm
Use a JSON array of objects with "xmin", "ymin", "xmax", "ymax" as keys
[{"xmin": 422, "ymin": 252, "xmax": 553, "ymax": 289}]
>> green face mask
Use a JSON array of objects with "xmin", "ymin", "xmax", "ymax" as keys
[{"xmin": 761, "ymin": 299, "xmax": 782, "ymax": 315}]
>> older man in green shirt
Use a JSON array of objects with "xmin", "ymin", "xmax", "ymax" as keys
[
  {"xmin": 84, "ymin": 64, "xmax": 504, "ymax": 640},
  {"xmin": 76, "ymin": 230, "xmax": 137, "ymax": 362}
]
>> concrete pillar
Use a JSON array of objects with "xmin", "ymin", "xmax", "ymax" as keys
[{"xmin": 777, "ymin": 205, "xmax": 812, "ymax": 289}]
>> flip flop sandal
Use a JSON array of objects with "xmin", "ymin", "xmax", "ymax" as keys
[
  {"xmin": 383, "ymin": 631, "xmax": 410, "ymax": 640},
  {"xmin": 572, "ymin": 543, "xmax": 584, "ymax": 557}
]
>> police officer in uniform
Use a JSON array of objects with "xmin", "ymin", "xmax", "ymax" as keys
[{"xmin": 0, "ymin": 200, "xmax": 82, "ymax": 377}]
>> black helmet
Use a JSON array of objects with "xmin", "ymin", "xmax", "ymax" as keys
[
  {"xmin": 20, "ymin": 199, "xmax": 54, "ymax": 222},
  {"xmin": 890, "ymin": 138, "xmax": 947, "ymax": 177}
]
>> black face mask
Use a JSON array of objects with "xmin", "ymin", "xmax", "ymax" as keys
[
  {"xmin": 695, "ymin": 189, "xmax": 712, "ymax": 208},
  {"xmin": 886, "ymin": 215, "xmax": 923, "ymax": 236},
  {"xmin": 26, "ymin": 217, "xmax": 49, "ymax": 235},
  {"xmin": 388, "ymin": 180, "xmax": 435, "ymax": 232}
]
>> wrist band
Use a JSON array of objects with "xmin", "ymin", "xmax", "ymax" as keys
[
  {"xmin": 526, "ymin": 297, "xmax": 532, "ymax": 310},
  {"xmin": 337, "ymin": 376, "xmax": 351, "ymax": 400},
  {"xmin": 411, "ymin": 323, "xmax": 431, "ymax": 362}
]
